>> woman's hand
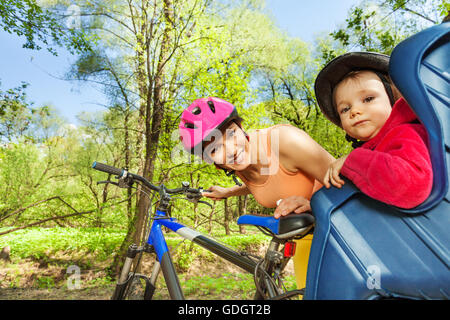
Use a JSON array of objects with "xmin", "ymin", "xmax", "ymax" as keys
[
  {"xmin": 202, "ymin": 185, "xmax": 230, "ymax": 201},
  {"xmin": 274, "ymin": 196, "xmax": 311, "ymax": 219},
  {"xmin": 323, "ymin": 155, "xmax": 348, "ymax": 189}
]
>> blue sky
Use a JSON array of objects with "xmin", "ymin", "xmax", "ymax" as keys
[
  {"xmin": 265, "ymin": 0, "xmax": 359, "ymax": 42},
  {"xmin": 0, "ymin": 0, "xmax": 359, "ymax": 125}
]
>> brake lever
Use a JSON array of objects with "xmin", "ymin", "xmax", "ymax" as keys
[
  {"xmin": 184, "ymin": 196, "xmax": 213, "ymax": 208},
  {"xmin": 97, "ymin": 180, "xmax": 120, "ymax": 187},
  {"xmin": 198, "ymin": 200, "xmax": 213, "ymax": 208},
  {"xmin": 184, "ymin": 189, "xmax": 213, "ymax": 208},
  {"xmin": 97, "ymin": 177, "xmax": 132, "ymax": 189}
]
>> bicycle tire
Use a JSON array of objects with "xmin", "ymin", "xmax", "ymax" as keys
[
  {"xmin": 111, "ymin": 273, "xmax": 154, "ymax": 300},
  {"xmin": 127, "ymin": 275, "xmax": 151, "ymax": 300}
]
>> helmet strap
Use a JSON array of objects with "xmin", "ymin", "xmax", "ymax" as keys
[
  {"xmin": 223, "ymin": 168, "xmax": 242, "ymax": 186},
  {"xmin": 345, "ymin": 133, "xmax": 364, "ymax": 149}
]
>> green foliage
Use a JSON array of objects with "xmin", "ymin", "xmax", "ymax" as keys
[
  {"xmin": 156, "ymin": 273, "xmax": 298, "ymax": 299},
  {"xmin": 0, "ymin": 0, "xmax": 93, "ymax": 55},
  {"xmin": 330, "ymin": 0, "xmax": 445, "ymax": 54},
  {"xmin": 37, "ymin": 276, "xmax": 55, "ymax": 289},
  {"xmin": 181, "ymin": 273, "xmax": 257, "ymax": 299},
  {"xmin": 0, "ymin": 82, "xmax": 34, "ymax": 142},
  {"xmin": 0, "ymin": 227, "xmax": 125, "ymax": 260},
  {"xmin": 0, "ymin": 142, "xmax": 43, "ymax": 211},
  {"xmin": 173, "ymin": 241, "xmax": 198, "ymax": 272}
]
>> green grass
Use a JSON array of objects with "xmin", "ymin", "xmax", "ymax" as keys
[
  {"xmin": 0, "ymin": 227, "xmax": 126, "ymax": 260},
  {"xmin": 217, "ymin": 233, "xmax": 268, "ymax": 250},
  {"xmin": 163, "ymin": 232, "xmax": 270, "ymax": 272},
  {"xmin": 0, "ymin": 227, "xmax": 299, "ymax": 299},
  {"xmin": 0, "ymin": 227, "xmax": 269, "ymax": 262},
  {"xmin": 37, "ymin": 276, "xmax": 55, "ymax": 289},
  {"xmin": 152, "ymin": 273, "xmax": 298, "ymax": 300},
  {"xmin": 182, "ymin": 273, "xmax": 256, "ymax": 299}
]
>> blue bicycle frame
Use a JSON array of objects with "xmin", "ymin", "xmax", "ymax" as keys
[
  {"xmin": 93, "ymin": 162, "xmax": 300, "ymax": 301},
  {"xmin": 145, "ymin": 209, "xmax": 258, "ymax": 300}
]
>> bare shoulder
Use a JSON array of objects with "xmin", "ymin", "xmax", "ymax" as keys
[
  {"xmin": 270, "ymin": 124, "xmax": 335, "ymax": 177},
  {"xmin": 272, "ymin": 125, "xmax": 319, "ymax": 153}
]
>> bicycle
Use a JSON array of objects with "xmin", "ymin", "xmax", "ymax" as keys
[{"xmin": 92, "ymin": 161, "xmax": 315, "ymax": 300}]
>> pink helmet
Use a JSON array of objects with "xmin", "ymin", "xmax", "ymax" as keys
[{"xmin": 179, "ymin": 97, "xmax": 241, "ymax": 154}]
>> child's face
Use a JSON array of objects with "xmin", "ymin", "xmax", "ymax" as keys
[{"xmin": 334, "ymin": 71, "xmax": 392, "ymax": 141}]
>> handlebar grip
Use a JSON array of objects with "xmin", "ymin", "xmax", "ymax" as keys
[{"xmin": 92, "ymin": 162, "xmax": 124, "ymax": 176}]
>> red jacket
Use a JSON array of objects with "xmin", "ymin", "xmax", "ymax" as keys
[{"xmin": 340, "ymin": 98, "xmax": 433, "ymax": 209}]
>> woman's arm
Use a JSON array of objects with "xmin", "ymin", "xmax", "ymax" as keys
[
  {"xmin": 202, "ymin": 184, "xmax": 250, "ymax": 200},
  {"xmin": 269, "ymin": 126, "xmax": 335, "ymax": 219},
  {"xmin": 276, "ymin": 125, "xmax": 335, "ymax": 184}
]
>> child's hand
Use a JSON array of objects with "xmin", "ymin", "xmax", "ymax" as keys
[
  {"xmin": 324, "ymin": 155, "xmax": 348, "ymax": 189},
  {"xmin": 274, "ymin": 196, "xmax": 311, "ymax": 219}
]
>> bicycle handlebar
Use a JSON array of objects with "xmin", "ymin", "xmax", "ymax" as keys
[
  {"xmin": 92, "ymin": 161, "xmax": 124, "ymax": 176},
  {"xmin": 92, "ymin": 161, "xmax": 207, "ymax": 196}
]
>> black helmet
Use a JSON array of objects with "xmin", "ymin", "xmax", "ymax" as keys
[{"xmin": 314, "ymin": 52, "xmax": 394, "ymax": 127}]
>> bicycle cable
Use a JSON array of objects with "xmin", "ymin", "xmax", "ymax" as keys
[{"xmin": 253, "ymin": 257, "xmax": 281, "ymax": 299}]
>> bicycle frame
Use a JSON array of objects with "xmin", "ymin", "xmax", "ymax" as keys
[
  {"xmin": 92, "ymin": 162, "xmax": 297, "ymax": 300},
  {"xmin": 146, "ymin": 209, "xmax": 258, "ymax": 300}
]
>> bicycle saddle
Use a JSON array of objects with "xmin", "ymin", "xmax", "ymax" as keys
[{"xmin": 237, "ymin": 213, "xmax": 315, "ymax": 239}]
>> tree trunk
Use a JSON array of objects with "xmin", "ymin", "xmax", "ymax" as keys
[
  {"xmin": 224, "ymin": 198, "xmax": 230, "ymax": 235},
  {"xmin": 134, "ymin": 0, "xmax": 174, "ymax": 245},
  {"xmin": 110, "ymin": 105, "xmax": 134, "ymax": 276},
  {"xmin": 238, "ymin": 195, "xmax": 247, "ymax": 234},
  {"xmin": 208, "ymin": 201, "xmax": 216, "ymax": 234},
  {"xmin": 110, "ymin": 213, "xmax": 137, "ymax": 276}
]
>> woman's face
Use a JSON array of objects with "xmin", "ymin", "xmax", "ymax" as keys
[{"xmin": 203, "ymin": 121, "xmax": 250, "ymax": 171}]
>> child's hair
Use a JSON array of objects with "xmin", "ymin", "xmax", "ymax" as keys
[{"xmin": 332, "ymin": 70, "xmax": 402, "ymax": 148}]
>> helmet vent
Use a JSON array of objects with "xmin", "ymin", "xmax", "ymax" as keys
[
  {"xmin": 184, "ymin": 122, "xmax": 197, "ymax": 129},
  {"xmin": 192, "ymin": 106, "xmax": 201, "ymax": 115},
  {"xmin": 207, "ymin": 101, "xmax": 216, "ymax": 113}
]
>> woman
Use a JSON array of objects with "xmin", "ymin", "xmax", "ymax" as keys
[{"xmin": 179, "ymin": 97, "xmax": 335, "ymax": 290}]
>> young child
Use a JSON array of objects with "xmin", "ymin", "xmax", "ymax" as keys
[{"xmin": 314, "ymin": 52, "xmax": 433, "ymax": 209}]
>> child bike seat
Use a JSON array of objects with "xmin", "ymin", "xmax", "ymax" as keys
[
  {"xmin": 389, "ymin": 21, "xmax": 450, "ymax": 214},
  {"xmin": 304, "ymin": 22, "xmax": 450, "ymax": 300},
  {"xmin": 237, "ymin": 213, "xmax": 314, "ymax": 239}
]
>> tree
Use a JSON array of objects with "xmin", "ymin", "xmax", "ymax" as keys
[
  {"xmin": 62, "ymin": 0, "xmax": 218, "ymax": 273},
  {"xmin": 251, "ymin": 32, "xmax": 353, "ymax": 157},
  {"xmin": 0, "ymin": 0, "xmax": 93, "ymax": 55},
  {"xmin": 63, "ymin": 0, "xmax": 288, "ymax": 263},
  {"xmin": 0, "ymin": 82, "xmax": 34, "ymax": 142},
  {"xmin": 330, "ymin": 0, "xmax": 449, "ymax": 54}
]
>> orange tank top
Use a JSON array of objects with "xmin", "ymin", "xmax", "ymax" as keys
[{"xmin": 235, "ymin": 124, "xmax": 319, "ymax": 208}]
